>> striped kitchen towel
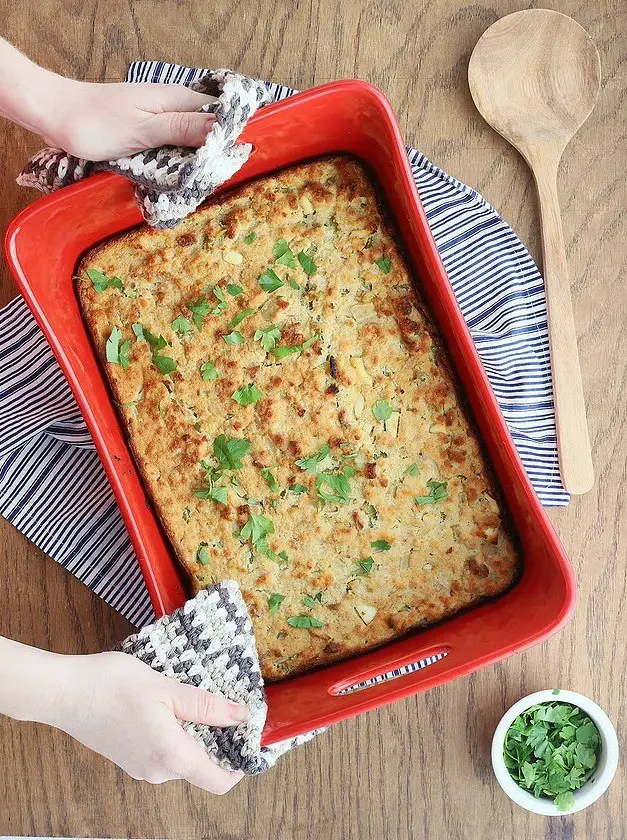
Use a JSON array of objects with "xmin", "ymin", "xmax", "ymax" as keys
[{"xmin": 0, "ymin": 62, "xmax": 568, "ymax": 631}]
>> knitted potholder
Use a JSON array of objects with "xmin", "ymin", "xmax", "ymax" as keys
[
  {"xmin": 118, "ymin": 581, "xmax": 320, "ymax": 774},
  {"xmin": 17, "ymin": 69, "xmax": 271, "ymax": 228}
]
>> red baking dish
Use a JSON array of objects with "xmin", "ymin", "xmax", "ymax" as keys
[{"xmin": 4, "ymin": 80, "xmax": 575, "ymax": 744}]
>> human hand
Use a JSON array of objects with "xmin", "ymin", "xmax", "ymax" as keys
[
  {"xmin": 46, "ymin": 650, "xmax": 248, "ymax": 793},
  {"xmin": 0, "ymin": 38, "xmax": 216, "ymax": 161},
  {"xmin": 41, "ymin": 79, "xmax": 217, "ymax": 161}
]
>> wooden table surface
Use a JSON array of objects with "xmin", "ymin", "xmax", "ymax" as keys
[{"xmin": 0, "ymin": 1, "xmax": 625, "ymax": 838}]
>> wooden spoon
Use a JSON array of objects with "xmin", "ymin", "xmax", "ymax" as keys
[{"xmin": 468, "ymin": 10, "xmax": 600, "ymax": 495}]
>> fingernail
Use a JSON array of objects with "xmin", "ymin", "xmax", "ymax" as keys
[{"xmin": 228, "ymin": 702, "xmax": 249, "ymax": 723}]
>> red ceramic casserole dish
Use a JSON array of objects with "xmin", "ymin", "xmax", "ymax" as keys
[{"xmin": 4, "ymin": 80, "xmax": 576, "ymax": 744}]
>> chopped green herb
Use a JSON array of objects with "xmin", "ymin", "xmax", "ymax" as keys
[
  {"xmin": 228, "ymin": 307, "xmax": 255, "ymax": 331},
  {"xmin": 267, "ymin": 593, "xmax": 285, "ymax": 613},
  {"xmin": 316, "ymin": 472, "xmax": 351, "ymax": 504},
  {"xmin": 132, "ymin": 323, "xmax": 144, "ymax": 340},
  {"xmin": 503, "ymin": 702, "xmax": 600, "ymax": 812},
  {"xmin": 297, "ymin": 251, "xmax": 317, "ymax": 276},
  {"xmin": 239, "ymin": 512, "xmax": 275, "ymax": 551},
  {"xmin": 375, "ymin": 257, "xmax": 392, "ymax": 274},
  {"xmin": 259, "ymin": 268, "xmax": 284, "ymax": 293},
  {"xmin": 302, "ymin": 592, "xmax": 323, "ymax": 609},
  {"xmin": 295, "ymin": 443, "xmax": 331, "ymax": 473},
  {"xmin": 196, "ymin": 544, "xmax": 210, "ymax": 565},
  {"xmin": 287, "ymin": 615, "xmax": 324, "ymax": 629},
  {"xmin": 261, "ymin": 468, "xmax": 278, "ymax": 491},
  {"xmin": 278, "ymin": 550, "xmax": 289, "ymax": 564},
  {"xmin": 223, "ymin": 331, "xmax": 245, "ymax": 345},
  {"xmin": 373, "ymin": 399, "xmax": 394, "ymax": 421},
  {"xmin": 211, "ymin": 285, "xmax": 229, "ymax": 315},
  {"xmin": 403, "ymin": 463, "xmax": 421, "ymax": 477},
  {"xmin": 244, "ymin": 232, "xmax": 257, "ymax": 245},
  {"xmin": 355, "ymin": 557, "xmax": 374, "ymax": 575},
  {"xmin": 153, "ymin": 355, "xmax": 177, "ymax": 376},
  {"xmin": 272, "ymin": 334, "xmax": 319, "ymax": 360},
  {"xmin": 105, "ymin": 327, "xmax": 131, "ymax": 370},
  {"xmin": 232, "ymin": 383, "xmax": 263, "ymax": 406},
  {"xmin": 289, "ymin": 484, "xmax": 308, "ymax": 494},
  {"xmin": 227, "ymin": 283, "xmax": 244, "ymax": 296},
  {"xmin": 200, "ymin": 361, "xmax": 220, "ymax": 381},
  {"xmin": 186, "ymin": 295, "xmax": 211, "ymax": 329},
  {"xmin": 171, "ymin": 315, "xmax": 192, "ymax": 335},
  {"xmin": 273, "ymin": 239, "xmax": 296, "ymax": 268},
  {"xmin": 141, "ymin": 328, "xmax": 167, "ymax": 350},
  {"xmin": 86, "ymin": 268, "xmax": 123, "ymax": 292},
  {"xmin": 194, "ymin": 485, "xmax": 228, "ymax": 504},
  {"xmin": 254, "ymin": 325, "xmax": 281, "ymax": 352},
  {"xmin": 213, "ymin": 435, "xmax": 251, "ymax": 470},
  {"xmin": 371, "ymin": 539, "xmax": 391, "ymax": 552},
  {"xmin": 287, "ymin": 278, "xmax": 301, "ymax": 290},
  {"xmin": 415, "ymin": 479, "xmax": 449, "ymax": 506}
]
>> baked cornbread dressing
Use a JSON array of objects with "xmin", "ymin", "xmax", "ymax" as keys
[{"xmin": 78, "ymin": 156, "xmax": 520, "ymax": 680}]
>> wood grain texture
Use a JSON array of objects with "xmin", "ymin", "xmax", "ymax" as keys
[{"xmin": 0, "ymin": 1, "xmax": 625, "ymax": 837}]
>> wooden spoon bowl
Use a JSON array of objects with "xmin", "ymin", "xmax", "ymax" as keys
[{"xmin": 469, "ymin": 10, "xmax": 600, "ymax": 494}]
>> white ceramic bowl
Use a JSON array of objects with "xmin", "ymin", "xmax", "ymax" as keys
[{"xmin": 492, "ymin": 689, "xmax": 619, "ymax": 815}]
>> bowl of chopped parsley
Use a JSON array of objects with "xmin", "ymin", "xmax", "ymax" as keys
[{"xmin": 491, "ymin": 689, "xmax": 618, "ymax": 815}]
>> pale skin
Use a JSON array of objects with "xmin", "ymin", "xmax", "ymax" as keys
[{"xmin": 0, "ymin": 38, "xmax": 247, "ymax": 794}]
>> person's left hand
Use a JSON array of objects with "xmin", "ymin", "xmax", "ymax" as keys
[{"xmin": 41, "ymin": 79, "xmax": 217, "ymax": 160}]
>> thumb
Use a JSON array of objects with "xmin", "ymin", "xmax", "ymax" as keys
[
  {"xmin": 142, "ymin": 111, "xmax": 215, "ymax": 149},
  {"xmin": 166, "ymin": 681, "xmax": 249, "ymax": 727}
]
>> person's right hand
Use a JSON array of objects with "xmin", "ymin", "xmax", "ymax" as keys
[{"xmin": 45, "ymin": 650, "xmax": 248, "ymax": 793}]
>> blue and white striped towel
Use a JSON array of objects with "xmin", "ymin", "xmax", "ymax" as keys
[{"xmin": 0, "ymin": 62, "xmax": 569, "ymax": 630}]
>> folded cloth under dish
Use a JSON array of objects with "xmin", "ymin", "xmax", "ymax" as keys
[
  {"xmin": 0, "ymin": 62, "xmax": 568, "ymax": 634},
  {"xmin": 119, "ymin": 583, "xmax": 320, "ymax": 773},
  {"xmin": 17, "ymin": 69, "xmax": 271, "ymax": 227}
]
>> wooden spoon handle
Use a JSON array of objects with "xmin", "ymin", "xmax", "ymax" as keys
[{"xmin": 533, "ymin": 156, "xmax": 594, "ymax": 494}]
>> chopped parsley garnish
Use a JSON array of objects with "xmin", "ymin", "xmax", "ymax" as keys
[
  {"xmin": 232, "ymin": 383, "xmax": 263, "ymax": 406},
  {"xmin": 86, "ymin": 268, "xmax": 123, "ymax": 291},
  {"xmin": 302, "ymin": 592, "xmax": 323, "ymax": 609},
  {"xmin": 141, "ymin": 328, "xmax": 167, "ymax": 350},
  {"xmin": 404, "ymin": 463, "xmax": 421, "ymax": 477},
  {"xmin": 371, "ymin": 539, "xmax": 391, "ymax": 552},
  {"xmin": 239, "ymin": 512, "xmax": 275, "ymax": 551},
  {"xmin": 355, "ymin": 557, "xmax": 374, "ymax": 575},
  {"xmin": 223, "ymin": 330, "xmax": 245, "ymax": 345},
  {"xmin": 272, "ymin": 334, "xmax": 318, "ymax": 360},
  {"xmin": 254, "ymin": 325, "xmax": 281, "ymax": 351},
  {"xmin": 267, "ymin": 593, "xmax": 285, "ymax": 614},
  {"xmin": 213, "ymin": 435, "xmax": 251, "ymax": 470},
  {"xmin": 295, "ymin": 443, "xmax": 331, "ymax": 473},
  {"xmin": 194, "ymin": 485, "xmax": 228, "ymax": 504},
  {"xmin": 273, "ymin": 239, "xmax": 296, "ymax": 268},
  {"xmin": 228, "ymin": 307, "xmax": 255, "ymax": 331},
  {"xmin": 186, "ymin": 295, "xmax": 212, "ymax": 329},
  {"xmin": 504, "ymin": 702, "xmax": 600, "ymax": 812},
  {"xmin": 200, "ymin": 361, "xmax": 220, "ymax": 381},
  {"xmin": 259, "ymin": 268, "xmax": 284, "ymax": 293},
  {"xmin": 372, "ymin": 399, "xmax": 394, "ymax": 421},
  {"xmin": 172, "ymin": 315, "xmax": 192, "ymax": 335},
  {"xmin": 261, "ymin": 468, "xmax": 278, "ymax": 491},
  {"xmin": 105, "ymin": 327, "xmax": 131, "ymax": 369},
  {"xmin": 132, "ymin": 323, "xmax": 144, "ymax": 340},
  {"xmin": 415, "ymin": 479, "xmax": 449, "ymax": 505},
  {"xmin": 244, "ymin": 232, "xmax": 257, "ymax": 245},
  {"xmin": 287, "ymin": 615, "xmax": 324, "ymax": 629},
  {"xmin": 211, "ymin": 285, "xmax": 229, "ymax": 315},
  {"xmin": 375, "ymin": 257, "xmax": 392, "ymax": 274},
  {"xmin": 153, "ymin": 354, "xmax": 177, "ymax": 376},
  {"xmin": 316, "ymin": 471, "xmax": 351, "ymax": 504},
  {"xmin": 289, "ymin": 483, "xmax": 308, "ymax": 494},
  {"xmin": 297, "ymin": 251, "xmax": 317, "ymax": 276},
  {"xmin": 196, "ymin": 544, "xmax": 210, "ymax": 565},
  {"xmin": 287, "ymin": 278, "xmax": 301, "ymax": 290},
  {"xmin": 227, "ymin": 283, "xmax": 244, "ymax": 296}
]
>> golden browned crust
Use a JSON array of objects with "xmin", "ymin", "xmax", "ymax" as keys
[{"xmin": 77, "ymin": 156, "xmax": 520, "ymax": 681}]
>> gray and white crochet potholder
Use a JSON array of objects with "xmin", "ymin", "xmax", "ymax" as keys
[
  {"xmin": 17, "ymin": 69, "xmax": 271, "ymax": 228},
  {"xmin": 118, "ymin": 581, "xmax": 320, "ymax": 774}
]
